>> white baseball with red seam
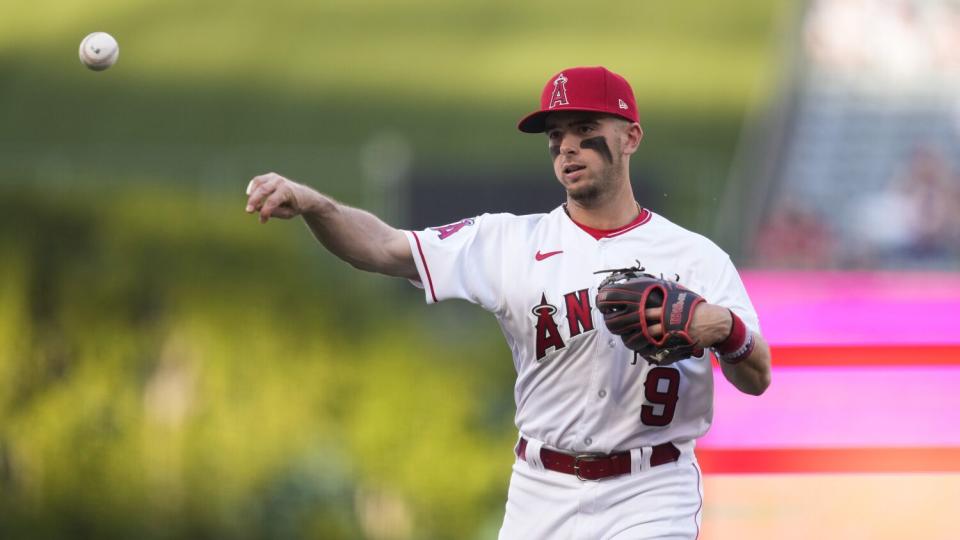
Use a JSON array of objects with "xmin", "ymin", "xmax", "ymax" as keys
[{"xmin": 79, "ymin": 32, "xmax": 119, "ymax": 71}]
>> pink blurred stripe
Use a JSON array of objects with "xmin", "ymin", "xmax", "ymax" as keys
[
  {"xmin": 742, "ymin": 271, "xmax": 960, "ymax": 345},
  {"xmin": 700, "ymin": 366, "xmax": 960, "ymax": 448}
]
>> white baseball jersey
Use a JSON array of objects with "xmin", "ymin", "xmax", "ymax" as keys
[{"xmin": 404, "ymin": 206, "xmax": 760, "ymax": 454}]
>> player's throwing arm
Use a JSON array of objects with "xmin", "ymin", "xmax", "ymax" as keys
[{"xmin": 244, "ymin": 172, "xmax": 417, "ymax": 280}]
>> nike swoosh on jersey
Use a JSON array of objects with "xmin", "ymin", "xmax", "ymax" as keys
[{"xmin": 535, "ymin": 250, "xmax": 564, "ymax": 261}]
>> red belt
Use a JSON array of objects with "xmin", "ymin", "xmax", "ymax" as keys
[{"xmin": 516, "ymin": 438, "xmax": 681, "ymax": 481}]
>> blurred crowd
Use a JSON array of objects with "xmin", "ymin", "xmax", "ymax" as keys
[
  {"xmin": 754, "ymin": 143, "xmax": 960, "ymax": 269},
  {"xmin": 851, "ymin": 145, "xmax": 960, "ymax": 266},
  {"xmin": 750, "ymin": 0, "xmax": 960, "ymax": 270},
  {"xmin": 804, "ymin": 0, "xmax": 960, "ymax": 85}
]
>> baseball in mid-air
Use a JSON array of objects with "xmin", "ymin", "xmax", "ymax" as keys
[{"xmin": 79, "ymin": 32, "xmax": 119, "ymax": 71}]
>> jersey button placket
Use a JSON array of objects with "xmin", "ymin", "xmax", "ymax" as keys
[{"xmin": 578, "ymin": 240, "xmax": 606, "ymax": 455}]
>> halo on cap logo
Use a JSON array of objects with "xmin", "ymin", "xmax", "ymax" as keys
[
  {"xmin": 549, "ymin": 73, "xmax": 570, "ymax": 109},
  {"xmin": 618, "ymin": 99, "xmax": 628, "ymax": 110}
]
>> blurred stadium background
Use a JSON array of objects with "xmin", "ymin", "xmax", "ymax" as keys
[{"xmin": 1, "ymin": 0, "xmax": 958, "ymax": 538}]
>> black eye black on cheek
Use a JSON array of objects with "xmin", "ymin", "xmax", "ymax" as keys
[
  {"xmin": 549, "ymin": 145, "xmax": 560, "ymax": 159},
  {"xmin": 580, "ymin": 136, "xmax": 613, "ymax": 163}
]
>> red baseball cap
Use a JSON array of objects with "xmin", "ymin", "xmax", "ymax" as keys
[{"xmin": 517, "ymin": 66, "xmax": 639, "ymax": 133}]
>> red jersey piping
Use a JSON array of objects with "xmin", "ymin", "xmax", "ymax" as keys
[
  {"xmin": 410, "ymin": 231, "xmax": 438, "ymax": 303},
  {"xmin": 566, "ymin": 206, "xmax": 652, "ymax": 240}
]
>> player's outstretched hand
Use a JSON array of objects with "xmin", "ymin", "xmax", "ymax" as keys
[{"xmin": 245, "ymin": 172, "xmax": 314, "ymax": 224}]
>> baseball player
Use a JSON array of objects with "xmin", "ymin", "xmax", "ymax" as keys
[{"xmin": 245, "ymin": 66, "xmax": 771, "ymax": 539}]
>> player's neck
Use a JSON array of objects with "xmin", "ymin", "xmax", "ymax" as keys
[{"xmin": 564, "ymin": 192, "xmax": 641, "ymax": 230}]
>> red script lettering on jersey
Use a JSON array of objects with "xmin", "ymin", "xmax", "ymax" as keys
[
  {"xmin": 431, "ymin": 218, "xmax": 475, "ymax": 240},
  {"xmin": 533, "ymin": 294, "xmax": 565, "ymax": 360},
  {"xmin": 535, "ymin": 250, "xmax": 563, "ymax": 261},
  {"xmin": 532, "ymin": 288, "xmax": 594, "ymax": 360}
]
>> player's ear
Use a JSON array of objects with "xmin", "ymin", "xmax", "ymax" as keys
[{"xmin": 621, "ymin": 123, "xmax": 643, "ymax": 155}]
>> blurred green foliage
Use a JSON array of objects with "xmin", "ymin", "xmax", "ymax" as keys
[
  {"xmin": 0, "ymin": 186, "xmax": 517, "ymax": 538},
  {"xmin": 0, "ymin": 1, "xmax": 791, "ymax": 537}
]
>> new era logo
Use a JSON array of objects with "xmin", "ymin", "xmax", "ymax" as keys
[{"xmin": 618, "ymin": 99, "xmax": 628, "ymax": 110}]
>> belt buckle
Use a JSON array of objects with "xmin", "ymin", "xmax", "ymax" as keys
[{"xmin": 573, "ymin": 454, "xmax": 604, "ymax": 481}]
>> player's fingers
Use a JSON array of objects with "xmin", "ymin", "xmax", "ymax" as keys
[
  {"xmin": 258, "ymin": 188, "xmax": 292, "ymax": 223},
  {"xmin": 644, "ymin": 307, "xmax": 662, "ymax": 321},
  {"xmin": 268, "ymin": 207, "xmax": 298, "ymax": 220},
  {"xmin": 245, "ymin": 173, "xmax": 287, "ymax": 210},
  {"xmin": 646, "ymin": 323, "xmax": 663, "ymax": 339},
  {"xmin": 246, "ymin": 177, "xmax": 283, "ymax": 213},
  {"xmin": 245, "ymin": 173, "xmax": 274, "ymax": 198}
]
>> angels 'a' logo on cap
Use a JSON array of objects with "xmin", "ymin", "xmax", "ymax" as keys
[
  {"xmin": 618, "ymin": 99, "xmax": 628, "ymax": 110},
  {"xmin": 549, "ymin": 73, "xmax": 570, "ymax": 109}
]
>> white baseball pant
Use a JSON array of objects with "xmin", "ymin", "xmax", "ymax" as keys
[{"xmin": 498, "ymin": 440, "xmax": 703, "ymax": 539}]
